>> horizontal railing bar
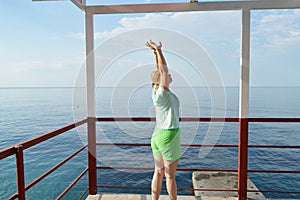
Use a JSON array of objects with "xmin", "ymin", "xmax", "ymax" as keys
[
  {"xmin": 249, "ymin": 145, "xmax": 300, "ymax": 149},
  {"xmin": 97, "ymin": 185, "xmax": 300, "ymax": 194},
  {"xmin": 182, "ymin": 188, "xmax": 237, "ymax": 192},
  {"xmin": 171, "ymin": 187, "xmax": 237, "ymax": 192},
  {"xmin": 97, "ymin": 142, "xmax": 150, "ymax": 147},
  {"xmin": 97, "ymin": 117, "xmax": 300, "ymax": 123},
  {"xmin": 97, "ymin": 185, "xmax": 237, "ymax": 192},
  {"xmin": 97, "ymin": 117, "xmax": 239, "ymax": 122},
  {"xmin": 248, "ymin": 169, "xmax": 300, "ymax": 174},
  {"xmin": 249, "ymin": 118, "xmax": 300, "ymax": 123},
  {"xmin": 96, "ymin": 142, "xmax": 300, "ymax": 149},
  {"xmin": 1, "ymin": 116, "xmax": 300, "ymax": 199},
  {"xmin": 78, "ymin": 187, "xmax": 89, "ymax": 200},
  {"xmin": 56, "ymin": 167, "xmax": 88, "ymax": 200},
  {"xmin": 98, "ymin": 117, "xmax": 155, "ymax": 122},
  {"xmin": 25, "ymin": 145, "xmax": 87, "ymax": 191},
  {"xmin": 0, "ymin": 119, "xmax": 88, "ymax": 160},
  {"xmin": 98, "ymin": 166, "xmax": 153, "ymax": 171},
  {"xmin": 7, "ymin": 145, "xmax": 87, "ymax": 199},
  {"xmin": 7, "ymin": 145, "xmax": 88, "ymax": 200},
  {"xmin": 98, "ymin": 185, "xmax": 300, "ymax": 194},
  {"xmin": 96, "ymin": 143, "xmax": 238, "ymax": 148},
  {"xmin": 1, "ymin": 117, "xmax": 298, "ymax": 160},
  {"xmin": 181, "ymin": 187, "xmax": 238, "ymax": 192},
  {"xmin": 248, "ymin": 189, "xmax": 300, "ymax": 194},
  {"xmin": 98, "ymin": 185, "xmax": 149, "ymax": 190},
  {"xmin": 0, "ymin": 143, "xmax": 300, "ymax": 160},
  {"xmin": 20, "ymin": 118, "xmax": 88, "ymax": 150},
  {"xmin": 7, "ymin": 193, "xmax": 18, "ymax": 200},
  {"xmin": 97, "ymin": 166, "xmax": 237, "ymax": 172},
  {"xmin": 180, "ymin": 117, "xmax": 238, "ymax": 122},
  {"xmin": 0, "ymin": 146, "xmax": 16, "ymax": 160}
]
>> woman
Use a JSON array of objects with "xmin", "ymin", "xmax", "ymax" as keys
[{"xmin": 146, "ymin": 40, "xmax": 181, "ymax": 200}]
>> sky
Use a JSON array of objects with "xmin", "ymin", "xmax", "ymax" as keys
[{"xmin": 0, "ymin": 0, "xmax": 300, "ymax": 87}]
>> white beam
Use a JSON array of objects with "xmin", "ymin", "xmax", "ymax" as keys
[
  {"xmin": 71, "ymin": 0, "xmax": 84, "ymax": 10},
  {"xmin": 239, "ymin": 9, "xmax": 251, "ymax": 119},
  {"xmin": 85, "ymin": 0, "xmax": 300, "ymax": 14}
]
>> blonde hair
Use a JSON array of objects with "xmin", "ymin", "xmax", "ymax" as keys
[{"xmin": 151, "ymin": 70, "xmax": 160, "ymax": 87}]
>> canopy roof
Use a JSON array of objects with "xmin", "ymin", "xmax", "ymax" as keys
[{"xmin": 33, "ymin": 0, "xmax": 300, "ymax": 14}]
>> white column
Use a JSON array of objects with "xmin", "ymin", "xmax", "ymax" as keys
[
  {"xmin": 238, "ymin": 8, "xmax": 251, "ymax": 200},
  {"xmin": 239, "ymin": 8, "xmax": 250, "ymax": 119},
  {"xmin": 85, "ymin": 12, "xmax": 95, "ymax": 118},
  {"xmin": 85, "ymin": 12, "xmax": 97, "ymax": 195}
]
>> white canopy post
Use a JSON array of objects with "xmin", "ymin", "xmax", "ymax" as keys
[
  {"xmin": 238, "ymin": 8, "xmax": 251, "ymax": 200},
  {"xmin": 85, "ymin": 11, "xmax": 97, "ymax": 195}
]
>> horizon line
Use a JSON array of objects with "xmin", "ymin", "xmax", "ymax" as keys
[{"xmin": 0, "ymin": 85, "xmax": 300, "ymax": 89}]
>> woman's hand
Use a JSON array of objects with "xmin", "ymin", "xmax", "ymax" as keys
[{"xmin": 146, "ymin": 40, "xmax": 162, "ymax": 51}]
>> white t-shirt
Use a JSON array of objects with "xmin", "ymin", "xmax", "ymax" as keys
[{"xmin": 152, "ymin": 86, "xmax": 180, "ymax": 129}]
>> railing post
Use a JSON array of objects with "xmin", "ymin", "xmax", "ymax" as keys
[
  {"xmin": 238, "ymin": 118, "xmax": 249, "ymax": 199},
  {"xmin": 15, "ymin": 145, "xmax": 26, "ymax": 200},
  {"xmin": 238, "ymin": 8, "xmax": 251, "ymax": 200},
  {"xmin": 85, "ymin": 11, "xmax": 97, "ymax": 195},
  {"xmin": 87, "ymin": 117, "xmax": 97, "ymax": 194}
]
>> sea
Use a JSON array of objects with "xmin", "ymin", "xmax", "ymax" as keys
[{"xmin": 0, "ymin": 86, "xmax": 299, "ymax": 200}]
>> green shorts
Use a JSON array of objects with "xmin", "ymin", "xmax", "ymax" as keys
[{"xmin": 151, "ymin": 127, "xmax": 181, "ymax": 161}]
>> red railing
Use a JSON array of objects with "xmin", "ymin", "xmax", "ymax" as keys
[
  {"xmin": 0, "ymin": 118, "xmax": 88, "ymax": 200},
  {"xmin": 96, "ymin": 117, "xmax": 300, "ymax": 197},
  {"xmin": 0, "ymin": 117, "xmax": 300, "ymax": 200},
  {"xmin": 94, "ymin": 143, "xmax": 300, "ymax": 195}
]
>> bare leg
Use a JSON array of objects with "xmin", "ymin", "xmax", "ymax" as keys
[
  {"xmin": 151, "ymin": 156, "xmax": 165, "ymax": 200},
  {"xmin": 164, "ymin": 160, "xmax": 179, "ymax": 200}
]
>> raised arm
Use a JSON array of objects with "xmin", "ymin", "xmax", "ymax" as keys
[
  {"xmin": 146, "ymin": 40, "xmax": 170, "ymax": 90},
  {"xmin": 154, "ymin": 51, "xmax": 159, "ymax": 70}
]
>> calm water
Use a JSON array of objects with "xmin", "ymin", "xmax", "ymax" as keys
[{"xmin": 0, "ymin": 87, "xmax": 300, "ymax": 199}]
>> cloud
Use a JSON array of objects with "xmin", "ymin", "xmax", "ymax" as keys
[
  {"xmin": 9, "ymin": 57, "xmax": 81, "ymax": 73},
  {"xmin": 97, "ymin": 11, "xmax": 241, "ymax": 42},
  {"xmin": 70, "ymin": 11, "xmax": 241, "ymax": 43},
  {"xmin": 88, "ymin": 9, "xmax": 300, "ymax": 52},
  {"xmin": 252, "ymin": 9, "xmax": 300, "ymax": 53},
  {"xmin": 70, "ymin": 9, "xmax": 300, "ymax": 55},
  {"xmin": 69, "ymin": 9, "xmax": 300, "ymax": 86},
  {"xmin": 69, "ymin": 32, "xmax": 84, "ymax": 39},
  {"xmin": 249, "ymin": 9, "xmax": 300, "ymax": 86},
  {"xmin": 69, "ymin": 11, "xmax": 242, "ymax": 86},
  {"xmin": 0, "ymin": 56, "xmax": 84, "ymax": 87}
]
